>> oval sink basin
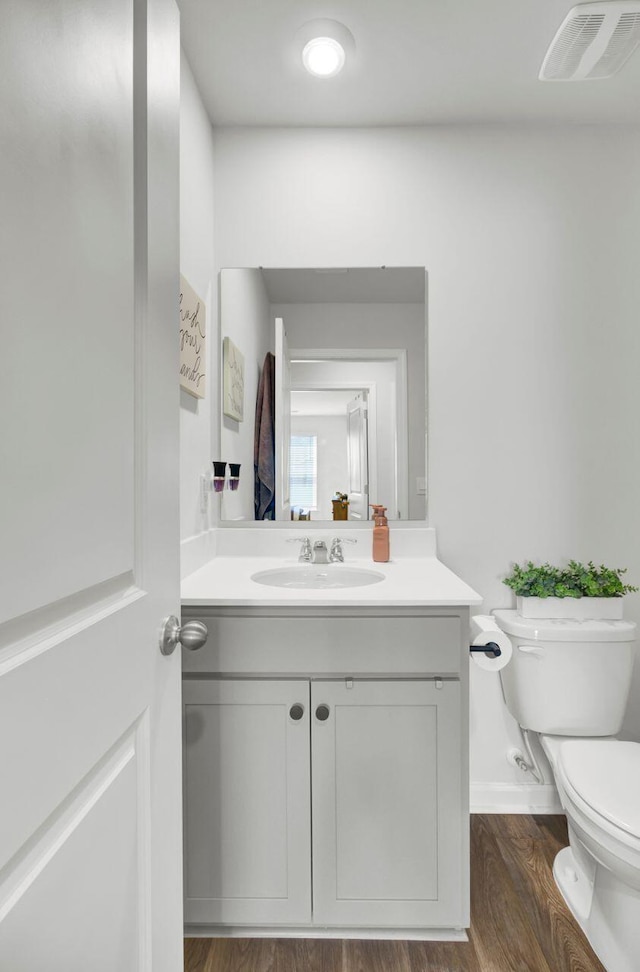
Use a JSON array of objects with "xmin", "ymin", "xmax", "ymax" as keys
[{"xmin": 251, "ymin": 566, "xmax": 385, "ymax": 590}]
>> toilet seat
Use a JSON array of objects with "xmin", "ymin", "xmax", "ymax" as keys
[{"xmin": 556, "ymin": 739, "xmax": 640, "ymax": 843}]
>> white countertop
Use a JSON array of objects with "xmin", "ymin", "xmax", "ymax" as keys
[{"xmin": 181, "ymin": 555, "xmax": 482, "ymax": 609}]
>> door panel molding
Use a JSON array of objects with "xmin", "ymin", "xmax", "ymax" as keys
[
  {"xmin": 0, "ymin": 572, "xmax": 145, "ymax": 674},
  {"xmin": 0, "ymin": 715, "xmax": 149, "ymax": 921}
]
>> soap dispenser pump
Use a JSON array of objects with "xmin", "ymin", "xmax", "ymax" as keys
[{"xmin": 370, "ymin": 504, "xmax": 390, "ymax": 563}]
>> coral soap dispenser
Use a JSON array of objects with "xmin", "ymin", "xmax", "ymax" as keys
[{"xmin": 371, "ymin": 505, "xmax": 390, "ymax": 563}]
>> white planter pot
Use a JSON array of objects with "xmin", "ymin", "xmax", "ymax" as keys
[{"xmin": 516, "ymin": 596, "xmax": 624, "ymax": 621}]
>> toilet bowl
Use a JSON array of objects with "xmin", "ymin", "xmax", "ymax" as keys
[
  {"xmin": 542, "ymin": 736, "xmax": 640, "ymax": 972},
  {"xmin": 492, "ymin": 611, "xmax": 638, "ymax": 972}
]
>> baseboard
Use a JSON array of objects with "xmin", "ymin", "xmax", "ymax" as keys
[
  {"xmin": 184, "ymin": 925, "xmax": 468, "ymax": 942},
  {"xmin": 470, "ymin": 782, "xmax": 563, "ymax": 814}
]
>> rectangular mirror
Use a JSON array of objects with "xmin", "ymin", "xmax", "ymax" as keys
[{"xmin": 219, "ymin": 267, "xmax": 427, "ymax": 523}]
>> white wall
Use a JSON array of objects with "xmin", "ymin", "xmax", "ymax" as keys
[
  {"xmin": 212, "ymin": 126, "xmax": 640, "ymax": 799},
  {"xmin": 219, "ymin": 269, "xmax": 272, "ymax": 520},
  {"xmin": 291, "ymin": 414, "xmax": 348, "ymax": 520},
  {"xmin": 179, "ymin": 52, "xmax": 216, "ymax": 565},
  {"xmin": 274, "ymin": 301, "xmax": 426, "ymax": 518}
]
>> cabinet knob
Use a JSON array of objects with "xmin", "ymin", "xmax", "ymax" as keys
[
  {"xmin": 315, "ymin": 704, "xmax": 330, "ymax": 722},
  {"xmin": 289, "ymin": 703, "xmax": 305, "ymax": 721}
]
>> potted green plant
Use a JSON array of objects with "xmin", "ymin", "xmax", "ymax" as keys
[{"xmin": 503, "ymin": 560, "xmax": 637, "ymax": 620}]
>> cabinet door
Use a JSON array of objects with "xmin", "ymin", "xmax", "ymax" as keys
[
  {"xmin": 183, "ymin": 679, "xmax": 311, "ymax": 925},
  {"xmin": 311, "ymin": 679, "xmax": 463, "ymax": 928}
]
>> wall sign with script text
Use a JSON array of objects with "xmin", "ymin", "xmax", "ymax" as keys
[{"xmin": 179, "ymin": 274, "xmax": 206, "ymax": 399}]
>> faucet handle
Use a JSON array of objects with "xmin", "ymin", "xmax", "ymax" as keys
[
  {"xmin": 287, "ymin": 536, "xmax": 312, "ymax": 562},
  {"xmin": 329, "ymin": 537, "xmax": 357, "ymax": 563}
]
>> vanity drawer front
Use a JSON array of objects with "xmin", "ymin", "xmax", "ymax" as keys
[{"xmin": 181, "ymin": 614, "xmax": 462, "ymax": 675}]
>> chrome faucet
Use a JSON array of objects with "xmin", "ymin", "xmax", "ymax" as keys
[
  {"xmin": 329, "ymin": 537, "xmax": 358, "ymax": 563},
  {"xmin": 288, "ymin": 536, "xmax": 357, "ymax": 564},
  {"xmin": 312, "ymin": 540, "xmax": 329, "ymax": 564}
]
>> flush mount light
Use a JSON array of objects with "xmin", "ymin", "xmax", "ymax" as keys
[
  {"xmin": 295, "ymin": 19, "xmax": 355, "ymax": 79},
  {"xmin": 302, "ymin": 36, "xmax": 345, "ymax": 77}
]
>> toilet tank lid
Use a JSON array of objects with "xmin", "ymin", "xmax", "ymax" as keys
[
  {"xmin": 557, "ymin": 740, "xmax": 640, "ymax": 838},
  {"xmin": 493, "ymin": 610, "xmax": 636, "ymax": 642}
]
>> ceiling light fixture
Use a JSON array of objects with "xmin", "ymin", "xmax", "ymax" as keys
[
  {"xmin": 302, "ymin": 37, "xmax": 345, "ymax": 77},
  {"xmin": 295, "ymin": 19, "xmax": 355, "ymax": 79}
]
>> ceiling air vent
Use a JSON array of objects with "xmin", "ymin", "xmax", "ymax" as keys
[{"xmin": 540, "ymin": 1, "xmax": 640, "ymax": 80}]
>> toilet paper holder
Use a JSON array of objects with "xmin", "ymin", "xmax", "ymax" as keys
[{"xmin": 469, "ymin": 641, "xmax": 502, "ymax": 658}]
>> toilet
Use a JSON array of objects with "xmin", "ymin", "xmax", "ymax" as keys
[{"xmin": 493, "ymin": 610, "xmax": 640, "ymax": 972}]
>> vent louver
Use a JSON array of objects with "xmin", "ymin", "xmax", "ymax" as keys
[{"xmin": 540, "ymin": 1, "xmax": 640, "ymax": 80}]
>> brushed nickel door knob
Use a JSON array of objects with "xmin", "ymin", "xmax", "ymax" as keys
[{"xmin": 159, "ymin": 616, "xmax": 208, "ymax": 656}]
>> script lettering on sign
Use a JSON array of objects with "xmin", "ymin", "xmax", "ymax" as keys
[{"xmin": 179, "ymin": 274, "xmax": 206, "ymax": 399}]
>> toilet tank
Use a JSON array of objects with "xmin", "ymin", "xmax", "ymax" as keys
[{"xmin": 493, "ymin": 611, "xmax": 636, "ymax": 736}]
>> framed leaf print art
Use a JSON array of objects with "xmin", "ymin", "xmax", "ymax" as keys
[{"xmin": 223, "ymin": 336, "xmax": 244, "ymax": 421}]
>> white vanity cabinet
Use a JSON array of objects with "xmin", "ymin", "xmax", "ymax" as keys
[
  {"xmin": 183, "ymin": 678, "xmax": 312, "ymax": 926},
  {"xmin": 311, "ymin": 677, "xmax": 462, "ymax": 928},
  {"xmin": 181, "ymin": 607, "xmax": 470, "ymax": 937}
]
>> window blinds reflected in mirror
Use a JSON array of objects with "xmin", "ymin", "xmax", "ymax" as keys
[{"xmin": 290, "ymin": 435, "xmax": 318, "ymax": 513}]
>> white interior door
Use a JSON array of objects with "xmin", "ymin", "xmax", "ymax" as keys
[
  {"xmin": 0, "ymin": 2, "xmax": 183, "ymax": 970},
  {"xmin": 275, "ymin": 317, "xmax": 292, "ymax": 521},
  {"xmin": 346, "ymin": 394, "xmax": 369, "ymax": 519}
]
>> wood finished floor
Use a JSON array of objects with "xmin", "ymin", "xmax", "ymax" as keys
[{"xmin": 184, "ymin": 814, "xmax": 606, "ymax": 972}]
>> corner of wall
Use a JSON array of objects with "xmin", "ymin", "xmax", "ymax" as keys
[{"xmin": 179, "ymin": 48, "xmax": 218, "ymax": 564}]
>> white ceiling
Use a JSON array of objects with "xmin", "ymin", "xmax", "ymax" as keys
[{"xmin": 178, "ymin": 0, "xmax": 640, "ymax": 126}]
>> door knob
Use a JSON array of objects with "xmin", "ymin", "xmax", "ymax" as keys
[
  {"xmin": 315, "ymin": 704, "xmax": 330, "ymax": 722},
  {"xmin": 159, "ymin": 616, "xmax": 208, "ymax": 656}
]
